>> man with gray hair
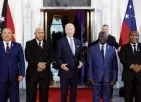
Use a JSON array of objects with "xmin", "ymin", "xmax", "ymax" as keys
[{"xmin": 25, "ymin": 28, "xmax": 53, "ymax": 102}]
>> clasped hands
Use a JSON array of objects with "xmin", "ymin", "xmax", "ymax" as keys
[
  {"xmin": 37, "ymin": 62, "xmax": 47, "ymax": 72},
  {"xmin": 131, "ymin": 64, "xmax": 141, "ymax": 73},
  {"xmin": 61, "ymin": 61, "xmax": 83, "ymax": 71}
]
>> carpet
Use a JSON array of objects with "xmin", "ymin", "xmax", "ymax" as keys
[{"xmin": 36, "ymin": 88, "xmax": 106, "ymax": 102}]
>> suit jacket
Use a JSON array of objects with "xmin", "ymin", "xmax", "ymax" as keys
[
  {"xmin": 89, "ymin": 35, "xmax": 119, "ymax": 49},
  {"xmin": 88, "ymin": 43, "xmax": 118, "ymax": 82},
  {"xmin": 120, "ymin": 42, "xmax": 141, "ymax": 82},
  {"xmin": 56, "ymin": 37, "xmax": 83, "ymax": 78},
  {"xmin": 25, "ymin": 39, "xmax": 53, "ymax": 81},
  {"xmin": 0, "ymin": 41, "xmax": 25, "ymax": 82}
]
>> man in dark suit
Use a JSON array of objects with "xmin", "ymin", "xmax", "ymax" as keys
[
  {"xmin": 88, "ymin": 31, "xmax": 118, "ymax": 102},
  {"xmin": 25, "ymin": 28, "xmax": 53, "ymax": 102},
  {"xmin": 120, "ymin": 31, "xmax": 141, "ymax": 102},
  {"xmin": 56, "ymin": 23, "xmax": 83, "ymax": 102},
  {"xmin": 89, "ymin": 24, "xmax": 119, "ymax": 49},
  {"xmin": 0, "ymin": 28, "xmax": 25, "ymax": 102}
]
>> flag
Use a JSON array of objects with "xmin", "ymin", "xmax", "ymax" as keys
[
  {"xmin": 119, "ymin": 0, "xmax": 137, "ymax": 46},
  {"xmin": 0, "ymin": 0, "xmax": 15, "ymax": 41}
]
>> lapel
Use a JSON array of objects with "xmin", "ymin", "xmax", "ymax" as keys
[
  {"xmin": 96, "ymin": 43, "xmax": 101, "ymax": 57},
  {"xmin": 74, "ymin": 38, "xmax": 77, "ymax": 56},
  {"xmin": 0, "ymin": 42, "xmax": 6, "ymax": 55},
  {"xmin": 65, "ymin": 37, "xmax": 75, "ymax": 57},
  {"xmin": 42, "ymin": 40, "xmax": 46, "ymax": 51},
  {"xmin": 137, "ymin": 43, "xmax": 141, "ymax": 52},
  {"xmin": 135, "ymin": 43, "xmax": 141, "ymax": 59},
  {"xmin": 9, "ymin": 41, "xmax": 16, "ymax": 55},
  {"xmin": 128, "ymin": 43, "xmax": 134, "ymax": 54},
  {"xmin": 33, "ymin": 39, "xmax": 41, "ymax": 51}
]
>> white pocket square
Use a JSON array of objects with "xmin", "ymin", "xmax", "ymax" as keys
[{"xmin": 77, "ymin": 46, "xmax": 79, "ymax": 47}]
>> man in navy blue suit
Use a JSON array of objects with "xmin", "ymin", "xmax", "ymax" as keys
[
  {"xmin": 56, "ymin": 23, "xmax": 83, "ymax": 102},
  {"xmin": 0, "ymin": 28, "xmax": 25, "ymax": 102},
  {"xmin": 88, "ymin": 31, "xmax": 118, "ymax": 102}
]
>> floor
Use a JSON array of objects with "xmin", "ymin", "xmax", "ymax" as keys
[{"xmin": 9, "ymin": 81, "xmax": 125, "ymax": 102}]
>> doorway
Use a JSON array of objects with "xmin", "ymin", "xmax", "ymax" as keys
[{"xmin": 41, "ymin": 7, "xmax": 95, "ymax": 85}]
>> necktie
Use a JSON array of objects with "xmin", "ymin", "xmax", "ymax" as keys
[
  {"xmin": 101, "ymin": 45, "xmax": 104, "ymax": 59},
  {"xmin": 6, "ymin": 43, "xmax": 10, "ymax": 56},
  {"xmin": 70, "ymin": 39, "xmax": 75, "ymax": 55},
  {"xmin": 133, "ymin": 44, "xmax": 137, "ymax": 54},
  {"xmin": 39, "ymin": 41, "xmax": 42, "ymax": 49},
  {"xmin": 133, "ymin": 44, "xmax": 137, "ymax": 64}
]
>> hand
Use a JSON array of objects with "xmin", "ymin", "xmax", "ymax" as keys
[
  {"xmin": 118, "ymin": 46, "xmax": 121, "ymax": 52},
  {"xmin": 111, "ymin": 80, "xmax": 116, "ymax": 85},
  {"xmin": 18, "ymin": 76, "xmax": 24, "ymax": 81},
  {"xmin": 77, "ymin": 61, "xmax": 83, "ymax": 69},
  {"xmin": 131, "ymin": 64, "xmax": 141, "ymax": 73},
  {"xmin": 89, "ymin": 80, "xmax": 95, "ymax": 85},
  {"xmin": 135, "ymin": 65, "xmax": 141, "ymax": 73},
  {"xmin": 37, "ymin": 67, "xmax": 43, "ymax": 72},
  {"xmin": 38, "ymin": 62, "xmax": 46, "ymax": 70},
  {"xmin": 61, "ymin": 64, "xmax": 69, "ymax": 71}
]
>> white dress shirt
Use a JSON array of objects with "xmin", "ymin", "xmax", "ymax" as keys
[
  {"xmin": 130, "ymin": 43, "xmax": 138, "ymax": 68},
  {"xmin": 3, "ymin": 41, "xmax": 11, "ymax": 51},
  {"xmin": 36, "ymin": 39, "xmax": 43, "ymax": 48},
  {"xmin": 99, "ymin": 43, "xmax": 106, "ymax": 57},
  {"xmin": 67, "ymin": 36, "xmax": 75, "ymax": 54},
  {"xmin": 130, "ymin": 43, "xmax": 138, "ymax": 52}
]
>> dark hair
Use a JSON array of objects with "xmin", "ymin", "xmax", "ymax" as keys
[
  {"xmin": 129, "ymin": 30, "xmax": 139, "ymax": 36},
  {"xmin": 98, "ymin": 31, "xmax": 107, "ymax": 38},
  {"xmin": 102, "ymin": 24, "xmax": 109, "ymax": 27}
]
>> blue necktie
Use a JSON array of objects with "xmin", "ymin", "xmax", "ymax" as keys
[
  {"xmin": 70, "ymin": 39, "xmax": 75, "ymax": 55},
  {"xmin": 101, "ymin": 45, "xmax": 104, "ymax": 59}
]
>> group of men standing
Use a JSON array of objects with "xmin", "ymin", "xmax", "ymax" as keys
[{"xmin": 0, "ymin": 23, "xmax": 140, "ymax": 102}]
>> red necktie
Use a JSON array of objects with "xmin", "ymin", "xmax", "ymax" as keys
[{"xmin": 6, "ymin": 43, "xmax": 10, "ymax": 56}]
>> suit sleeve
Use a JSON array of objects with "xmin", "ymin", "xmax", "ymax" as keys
[
  {"xmin": 111, "ymin": 36, "xmax": 119, "ymax": 49},
  {"xmin": 119, "ymin": 45, "xmax": 132, "ymax": 68},
  {"xmin": 112, "ymin": 49, "xmax": 118, "ymax": 81},
  {"xmin": 88, "ymin": 47, "xmax": 93, "ymax": 80},
  {"xmin": 18, "ymin": 44, "xmax": 25, "ymax": 77},
  {"xmin": 56, "ymin": 40, "xmax": 63, "ymax": 67},
  {"xmin": 25, "ymin": 41, "xmax": 38, "ymax": 66}
]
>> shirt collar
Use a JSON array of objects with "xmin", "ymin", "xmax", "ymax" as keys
[
  {"xmin": 3, "ymin": 40, "xmax": 11, "ymax": 46},
  {"xmin": 36, "ymin": 39, "xmax": 43, "ymax": 44},
  {"xmin": 130, "ymin": 42, "xmax": 138, "ymax": 46},
  {"xmin": 99, "ymin": 43, "xmax": 106, "ymax": 48},
  {"xmin": 66, "ymin": 36, "xmax": 73, "ymax": 40}
]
